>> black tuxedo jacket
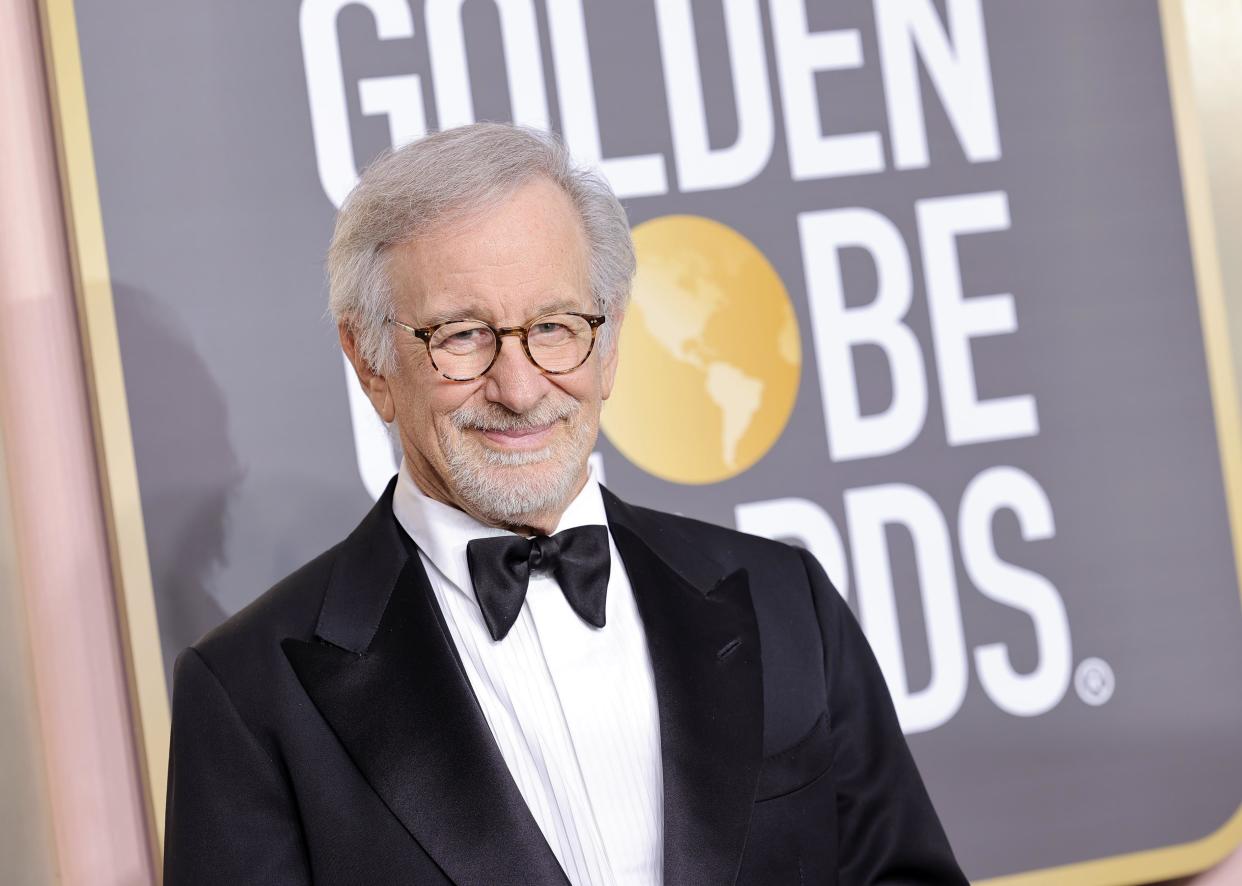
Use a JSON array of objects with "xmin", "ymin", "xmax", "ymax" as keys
[{"xmin": 165, "ymin": 480, "xmax": 966, "ymax": 885}]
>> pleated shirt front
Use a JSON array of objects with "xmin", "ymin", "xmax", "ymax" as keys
[{"xmin": 391, "ymin": 462, "xmax": 664, "ymax": 886}]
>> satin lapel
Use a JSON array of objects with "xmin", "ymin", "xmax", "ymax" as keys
[
  {"xmin": 283, "ymin": 484, "xmax": 568, "ymax": 886},
  {"xmin": 604, "ymin": 492, "xmax": 764, "ymax": 886}
]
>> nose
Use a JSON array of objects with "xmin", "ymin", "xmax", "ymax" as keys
[{"xmin": 482, "ymin": 332, "xmax": 546, "ymax": 413}]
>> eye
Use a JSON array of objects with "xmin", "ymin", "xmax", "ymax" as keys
[
  {"xmin": 446, "ymin": 327, "xmax": 487, "ymax": 343},
  {"xmin": 529, "ymin": 321, "xmax": 573, "ymax": 342},
  {"xmin": 433, "ymin": 323, "xmax": 495, "ymax": 354}
]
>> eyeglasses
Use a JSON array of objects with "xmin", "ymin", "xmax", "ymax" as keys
[{"xmin": 387, "ymin": 311, "xmax": 607, "ymax": 381}]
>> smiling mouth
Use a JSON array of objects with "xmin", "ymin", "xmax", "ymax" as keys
[{"xmin": 478, "ymin": 422, "xmax": 557, "ymax": 449}]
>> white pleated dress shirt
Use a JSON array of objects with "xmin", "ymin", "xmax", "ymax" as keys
[{"xmin": 391, "ymin": 461, "xmax": 664, "ymax": 886}]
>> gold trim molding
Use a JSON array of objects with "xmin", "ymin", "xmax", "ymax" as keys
[
  {"xmin": 37, "ymin": 0, "xmax": 170, "ymax": 862},
  {"xmin": 979, "ymin": 1, "xmax": 1242, "ymax": 880}
]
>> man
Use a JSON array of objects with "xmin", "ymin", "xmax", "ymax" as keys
[{"xmin": 164, "ymin": 123, "xmax": 966, "ymax": 885}]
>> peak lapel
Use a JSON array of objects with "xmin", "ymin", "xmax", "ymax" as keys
[
  {"xmin": 283, "ymin": 482, "xmax": 568, "ymax": 886},
  {"xmin": 603, "ymin": 490, "xmax": 764, "ymax": 886}
]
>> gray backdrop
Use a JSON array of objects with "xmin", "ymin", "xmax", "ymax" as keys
[{"xmin": 75, "ymin": 0, "xmax": 1242, "ymax": 880}]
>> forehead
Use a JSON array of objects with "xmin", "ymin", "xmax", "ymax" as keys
[{"xmin": 386, "ymin": 177, "xmax": 591, "ymax": 323}]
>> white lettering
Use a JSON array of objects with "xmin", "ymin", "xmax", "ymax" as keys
[
  {"xmin": 425, "ymin": 0, "xmax": 549, "ymax": 129},
  {"xmin": 846, "ymin": 483, "xmax": 968, "ymax": 734},
  {"xmin": 960, "ymin": 466, "xmax": 1071, "ymax": 717},
  {"xmin": 875, "ymin": 0, "xmax": 1001, "ymax": 169},
  {"xmin": 358, "ymin": 75, "xmax": 426, "ymax": 148},
  {"xmin": 770, "ymin": 1, "xmax": 884, "ymax": 179},
  {"xmin": 545, "ymin": 0, "xmax": 668, "ymax": 197},
  {"xmin": 917, "ymin": 191, "xmax": 1038, "ymax": 446},
  {"xmin": 657, "ymin": 0, "xmax": 773, "ymax": 191},
  {"xmin": 343, "ymin": 354, "xmax": 399, "ymax": 500},
  {"xmin": 300, "ymin": 0, "xmax": 419, "ymax": 208},
  {"xmin": 800, "ymin": 207, "xmax": 927, "ymax": 461}
]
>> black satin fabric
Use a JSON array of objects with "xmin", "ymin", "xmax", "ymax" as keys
[
  {"xmin": 164, "ymin": 478, "xmax": 968, "ymax": 885},
  {"xmin": 465, "ymin": 525, "xmax": 610, "ymax": 641}
]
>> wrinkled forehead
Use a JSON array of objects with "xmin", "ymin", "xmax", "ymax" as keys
[{"xmin": 384, "ymin": 177, "xmax": 592, "ymax": 324}]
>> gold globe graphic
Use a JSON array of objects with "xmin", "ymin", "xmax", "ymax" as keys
[{"xmin": 601, "ymin": 215, "xmax": 801, "ymax": 484}]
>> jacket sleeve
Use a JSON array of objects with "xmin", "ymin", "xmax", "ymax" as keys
[
  {"xmin": 164, "ymin": 647, "xmax": 312, "ymax": 885},
  {"xmin": 797, "ymin": 547, "xmax": 968, "ymax": 885}
]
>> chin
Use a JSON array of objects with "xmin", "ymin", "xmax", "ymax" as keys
[{"xmin": 444, "ymin": 443, "xmax": 585, "ymax": 525}]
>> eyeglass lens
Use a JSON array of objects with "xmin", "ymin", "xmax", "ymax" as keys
[{"xmin": 428, "ymin": 313, "xmax": 595, "ymax": 379}]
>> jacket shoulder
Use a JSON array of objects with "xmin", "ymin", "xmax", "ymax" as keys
[
  {"xmin": 617, "ymin": 498, "xmax": 836, "ymax": 752},
  {"xmin": 616, "ymin": 498, "xmax": 808, "ymax": 577},
  {"xmin": 191, "ymin": 542, "xmax": 342, "ymax": 679}
]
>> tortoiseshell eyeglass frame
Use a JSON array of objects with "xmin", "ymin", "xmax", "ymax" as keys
[{"xmin": 386, "ymin": 312, "xmax": 607, "ymax": 381}]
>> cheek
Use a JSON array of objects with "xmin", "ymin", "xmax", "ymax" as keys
[
  {"xmin": 556, "ymin": 365, "xmax": 606, "ymax": 407},
  {"xmin": 421, "ymin": 382, "xmax": 483, "ymax": 431},
  {"xmin": 390, "ymin": 378, "xmax": 437, "ymax": 431}
]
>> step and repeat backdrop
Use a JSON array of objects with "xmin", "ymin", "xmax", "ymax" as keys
[{"xmin": 67, "ymin": 0, "xmax": 1241, "ymax": 881}]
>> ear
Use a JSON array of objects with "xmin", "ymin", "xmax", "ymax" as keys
[
  {"xmin": 599, "ymin": 311, "xmax": 623, "ymax": 401},
  {"xmin": 339, "ymin": 322, "xmax": 396, "ymax": 422}
]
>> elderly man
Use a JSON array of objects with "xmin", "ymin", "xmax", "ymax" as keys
[{"xmin": 164, "ymin": 123, "xmax": 966, "ymax": 885}]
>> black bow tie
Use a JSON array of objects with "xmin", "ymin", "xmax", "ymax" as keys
[{"xmin": 466, "ymin": 525, "xmax": 610, "ymax": 641}]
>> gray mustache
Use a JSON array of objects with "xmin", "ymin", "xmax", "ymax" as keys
[{"xmin": 450, "ymin": 399, "xmax": 580, "ymax": 433}]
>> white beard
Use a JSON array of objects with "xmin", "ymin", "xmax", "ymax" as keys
[{"xmin": 439, "ymin": 394, "xmax": 594, "ymax": 525}]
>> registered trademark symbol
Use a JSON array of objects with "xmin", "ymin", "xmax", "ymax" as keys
[{"xmin": 1074, "ymin": 657, "xmax": 1115, "ymax": 706}]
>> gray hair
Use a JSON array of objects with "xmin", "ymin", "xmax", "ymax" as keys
[{"xmin": 327, "ymin": 123, "xmax": 636, "ymax": 375}]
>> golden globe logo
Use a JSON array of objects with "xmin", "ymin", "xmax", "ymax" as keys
[{"xmin": 602, "ymin": 216, "xmax": 801, "ymax": 484}]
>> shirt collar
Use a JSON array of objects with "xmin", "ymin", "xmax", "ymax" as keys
[{"xmin": 391, "ymin": 458, "xmax": 610, "ymax": 601}]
